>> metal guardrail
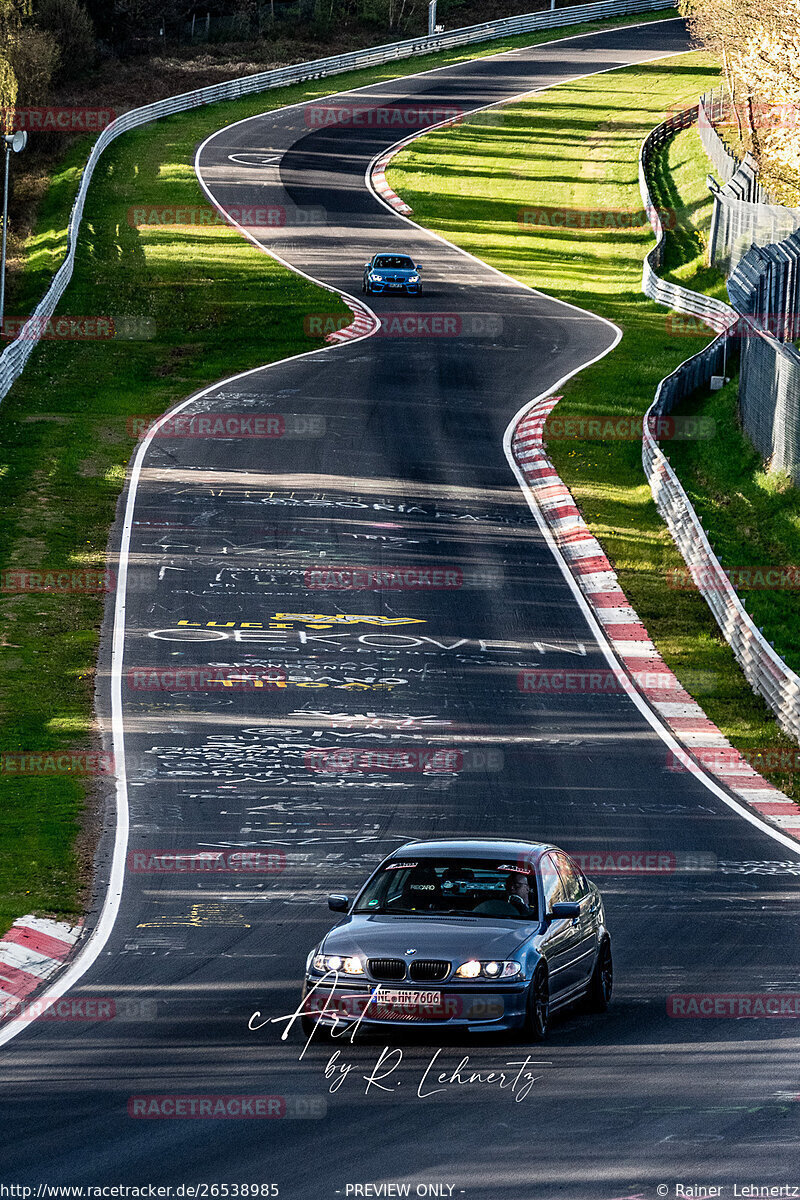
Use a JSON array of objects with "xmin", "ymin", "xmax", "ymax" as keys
[
  {"xmin": 0, "ymin": 0, "xmax": 676, "ymax": 410},
  {"xmin": 697, "ymin": 88, "xmax": 739, "ymax": 184},
  {"xmin": 639, "ymin": 105, "xmax": 735, "ymax": 330},
  {"xmin": 639, "ymin": 108, "xmax": 800, "ymax": 744}
]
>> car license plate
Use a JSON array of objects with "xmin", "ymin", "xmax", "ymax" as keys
[{"xmin": 374, "ymin": 989, "xmax": 441, "ymax": 1006}]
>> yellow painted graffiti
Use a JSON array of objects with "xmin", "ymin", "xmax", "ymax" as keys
[
  {"xmin": 137, "ymin": 904, "xmax": 251, "ymax": 929},
  {"xmin": 177, "ymin": 614, "xmax": 426, "ymax": 631}
]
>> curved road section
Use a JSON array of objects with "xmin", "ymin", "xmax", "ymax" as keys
[{"xmin": 4, "ymin": 18, "xmax": 800, "ymax": 1200}]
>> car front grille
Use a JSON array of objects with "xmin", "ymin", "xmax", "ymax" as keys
[
  {"xmin": 368, "ymin": 958, "xmax": 406, "ymax": 981},
  {"xmin": 408, "ymin": 959, "xmax": 450, "ymax": 982}
]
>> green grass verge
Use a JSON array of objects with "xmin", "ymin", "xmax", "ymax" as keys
[
  {"xmin": 387, "ymin": 54, "xmax": 800, "ymax": 802},
  {"xmin": 0, "ymin": 9, "xmax": 681, "ymax": 936}
]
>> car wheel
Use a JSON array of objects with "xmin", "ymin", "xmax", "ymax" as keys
[
  {"xmin": 524, "ymin": 965, "xmax": 550, "ymax": 1041},
  {"xmin": 586, "ymin": 938, "xmax": 613, "ymax": 1013},
  {"xmin": 300, "ymin": 1014, "xmax": 317, "ymax": 1037}
]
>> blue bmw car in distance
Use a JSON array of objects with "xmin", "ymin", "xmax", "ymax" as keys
[
  {"xmin": 362, "ymin": 252, "xmax": 423, "ymax": 295},
  {"xmin": 300, "ymin": 838, "xmax": 612, "ymax": 1040}
]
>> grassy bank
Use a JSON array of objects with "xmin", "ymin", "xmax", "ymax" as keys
[
  {"xmin": 0, "ymin": 11, "xmax": 680, "ymax": 935},
  {"xmin": 387, "ymin": 55, "xmax": 800, "ymax": 801}
]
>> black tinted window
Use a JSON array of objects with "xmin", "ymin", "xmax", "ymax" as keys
[
  {"xmin": 353, "ymin": 858, "xmax": 537, "ymax": 919},
  {"xmin": 554, "ymin": 852, "xmax": 588, "ymax": 901},
  {"xmin": 540, "ymin": 853, "xmax": 566, "ymax": 909},
  {"xmin": 374, "ymin": 256, "xmax": 414, "ymax": 269}
]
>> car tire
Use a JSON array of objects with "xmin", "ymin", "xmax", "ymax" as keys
[
  {"xmin": 524, "ymin": 965, "xmax": 550, "ymax": 1041},
  {"xmin": 300, "ymin": 1014, "xmax": 317, "ymax": 1037},
  {"xmin": 586, "ymin": 937, "xmax": 613, "ymax": 1013}
]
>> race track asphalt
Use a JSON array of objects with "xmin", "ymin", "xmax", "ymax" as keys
[{"xmin": 3, "ymin": 17, "xmax": 800, "ymax": 1200}]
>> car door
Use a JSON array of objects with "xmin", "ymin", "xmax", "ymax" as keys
[
  {"xmin": 538, "ymin": 852, "xmax": 587, "ymax": 1001},
  {"xmin": 553, "ymin": 852, "xmax": 598, "ymax": 989}
]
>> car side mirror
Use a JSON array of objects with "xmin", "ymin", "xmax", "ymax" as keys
[
  {"xmin": 550, "ymin": 901, "xmax": 580, "ymax": 920},
  {"xmin": 415, "ymin": 264, "xmax": 423, "ymax": 271},
  {"xmin": 364, "ymin": 262, "xmax": 371, "ymax": 268},
  {"xmin": 328, "ymin": 894, "xmax": 349, "ymax": 912}
]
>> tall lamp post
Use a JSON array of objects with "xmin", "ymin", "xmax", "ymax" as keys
[{"xmin": 0, "ymin": 129, "xmax": 28, "ymax": 334}]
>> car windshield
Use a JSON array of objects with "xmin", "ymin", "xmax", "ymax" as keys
[
  {"xmin": 353, "ymin": 857, "xmax": 538, "ymax": 920},
  {"xmin": 373, "ymin": 256, "xmax": 414, "ymax": 269}
]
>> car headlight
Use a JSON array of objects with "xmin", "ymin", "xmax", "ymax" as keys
[
  {"xmin": 408, "ymin": 274, "xmax": 419, "ymax": 283},
  {"xmin": 455, "ymin": 960, "xmax": 521, "ymax": 979},
  {"xmin": 369, "ymin": 272, "xmax": 383, "ymax": 281},
  {"xmin": 312, "ymin": 953, "xmax": 364, "ymax": 975}
]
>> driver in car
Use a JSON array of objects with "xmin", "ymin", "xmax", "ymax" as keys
[{"xmin": 505, "ymin": 871, "xmax": 535, "ymax": 912}]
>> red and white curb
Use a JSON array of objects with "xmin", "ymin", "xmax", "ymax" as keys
[
  {"xmin": 369, "ymin": 113, "xmax": 461, "ymax": 216},
  {"xmin": 372, "ymin": 152, "xmax": 414, "ymax": 215},
  {"xmin": 512, "ymin": 394, "xmax": 800, "ymax": 839},
  {"xmin": 324, "ymin": 299, "xmax": 380, "ymax": 343},
  {"xmin": 0, "ymin": 915, "xmax": 83, "ymax": 1020}
]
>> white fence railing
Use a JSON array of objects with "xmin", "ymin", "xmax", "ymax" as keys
[
  {"xmin": 639, "ymin": 107, "xmax": 800, "ymax": 743},
  {"xmin": 0, "ymin": 0, "xmax": 675, "ymax": 409},
  {"xmin": 697, "ymin": 90, "xmax": 800, "ymax": 273}
]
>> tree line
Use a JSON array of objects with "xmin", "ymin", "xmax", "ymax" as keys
[
  {"xmin": 0, "ymin": 0, "xmax": 428, "ymax": 128},
  {"xmin": 681, "ymin": 0, "xmax": 800, "ymax": 203}
]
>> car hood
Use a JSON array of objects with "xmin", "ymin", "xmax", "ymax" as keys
[
  {"xmin": 321, "ymin": 914, "xmax": 537, "ymax": 961},
  {"xmin": 371, "ymin": 267, "xmax": 415, "ymax": 275}
]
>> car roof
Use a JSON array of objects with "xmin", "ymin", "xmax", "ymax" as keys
[
  {"xmin": 386, "ymin": 838, "xmax": 553, "ymax": 861},
  {"xmin": 372, "ymin": 251, "xmax": 413, "ymax": 258}
]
